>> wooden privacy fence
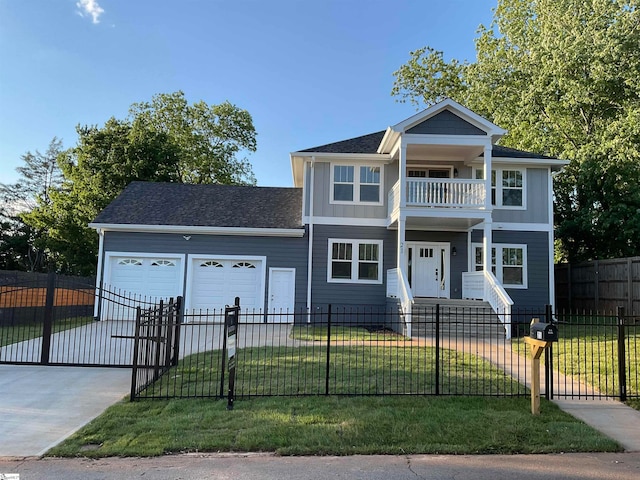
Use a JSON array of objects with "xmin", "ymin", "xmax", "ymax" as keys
[{"xmin": 555, "ymin": 257, "xmax": 640, "ymax": 314}]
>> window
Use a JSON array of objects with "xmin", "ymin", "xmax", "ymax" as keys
[
  {"xmin": 151, "ymin": 259, "xmax": 176, "ymax": 267},
  {"xmin": 331, "ymin": 164, "xmax": 383, "ymax": 204},
  {"xmin": 328, "ymin": 239, "xmax": 383, "ymax": 283},
  {"xmin": 475, "ymin": 168, "xmax": 525, "ymax": 208},
  {"xmin": 473, "ymin": 243, "xmax": 527, "ymax": 288},
  {"xmin": 118, "ymin": 258, "xmax": 142, "ymax": 266}
]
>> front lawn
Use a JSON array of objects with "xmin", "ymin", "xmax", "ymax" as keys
[{"xmin": 47, "ymin": 395, "xmax": 621, "ymax": 457}]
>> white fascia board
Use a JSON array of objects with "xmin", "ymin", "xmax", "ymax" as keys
[
  {"xmin": 392, "ymin": 99, "xmax": 507, "ymax": 137},
  {"xmin": 377, "ymin": 128, "xmax": 400, "ymax": 154},
  {"xmin": 89, "ymin": 223, "xmax": 305, "ymax": 238},
  {"xmin": 291, "ymin": 151, "xmax": 390, "ymax": 162},
  {"xmin": 302, "ymin": 216, "xmax": 388, "ymax": 227},
  {"xmin": 469, "ymin": 157, "xmax": 570, "ymax": 168},
  {"xmin": 403, "ymin": 133, "xmax": 492, "ymax": 147}
]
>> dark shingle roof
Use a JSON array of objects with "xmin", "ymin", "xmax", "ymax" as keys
[
  {"xmin": 299, "ymin": 131, "xmax": 555, "ymax": 159},
  {"xmin": 487, "ymin": 145, "xmax": 555, "ymax": 160},
  {"xmin": 299, "ymin": 131, "xmax": 385, "ymax": 154},
  {"xmin": 92, "ymin": 182, "xmax": 303, "ymax": 230}
]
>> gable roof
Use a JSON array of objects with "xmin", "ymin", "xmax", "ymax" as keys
[
  {"xmin": 298, "ymin": 132, "xmax": 554, "ymax": 159},
  {"xmin": 91, "ymin": 182, "xmax": 303, "ymax": 230}
]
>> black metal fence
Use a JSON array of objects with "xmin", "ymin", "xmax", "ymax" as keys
[
  {"xmin": 130, "ymin": 297, "xmax": 183, "ymax": 399},
  {"xmin": 0, "ymin": 270, "xmax": 164, "ymax": 367}
]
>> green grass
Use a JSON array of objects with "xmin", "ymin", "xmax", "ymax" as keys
[
  {"xmin": 47, "ymin": 395, "xmax": 621, "ymax": 457},
  {"xmin": 290, "ymin": 325, "xmax": 406, "ymax": 342},
  {"xmin": 513, "ymin": 318, "xmax": 639, "ymax": 399},
  {"xmin": 140, "ymin": 344, "xmax": 526, "ymax": 398},
  {"xmin": 0, "ymin": 316, "xmax": 94, "ymax": 347}
]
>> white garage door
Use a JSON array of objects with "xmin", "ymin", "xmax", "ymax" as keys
[
  {"xmin": 104, "ymin": 255, "xmax": 183, "ymax": 319},
  {"xmin": 189, "ymin": 258, "xmax": 264, "ymax": 313}
]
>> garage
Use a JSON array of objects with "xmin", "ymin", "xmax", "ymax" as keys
[{"xmin": 187, "ymin": 256, "xmax": 265, "ymax": 313}]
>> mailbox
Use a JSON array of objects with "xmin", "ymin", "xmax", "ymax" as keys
[{"xmin": 530, "ymin": 322, "xmax": 558, "ymax": 342}]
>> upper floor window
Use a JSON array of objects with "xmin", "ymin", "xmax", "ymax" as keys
[
  {"xmin": 331, "ymin": 164, "xmax": 382, "ymax": 205},
  {"xmin": 475, "ymin": 168, "xmax": 526, "ymax": 208}
]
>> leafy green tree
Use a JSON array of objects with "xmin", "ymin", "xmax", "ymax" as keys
[
  {"xmin": 129, "ymin": 91, "xmax": 257, "ymax": 184},
  {"xmin": 392, "ymin": 0, "xmax": 640, "ymax": 262},
  {"xmin": 23, "ymin": 119, "xmax": 183, "ymax": 275},
  {"xmin": 0, "ymin": 137, "xmax": 64, "ymax": 271}
]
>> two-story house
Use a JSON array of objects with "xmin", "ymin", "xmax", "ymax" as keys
[{"xmin": 91, "ymin": 99, "xmax": 567, "ymax": 336}]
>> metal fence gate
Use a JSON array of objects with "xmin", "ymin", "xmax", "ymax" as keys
[{"xmin": 0, "ymin": 270, "xmax": 164, "ymax": 367}]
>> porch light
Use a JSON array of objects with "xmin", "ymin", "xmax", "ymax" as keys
[
  {"xmin": 454, "ymin": 168, "xmax": 459, "ymax": 178},
  {"xmin": 452, "ymin": 246, "xmax": 457, "ymax": 256}
]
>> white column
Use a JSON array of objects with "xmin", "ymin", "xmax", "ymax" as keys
[
  {"xmin": 483, "ymin": 221, "xmax": 492, "ymax": 279},
  {"xmin": 484, "ymin": 144, "xmax": 492, "ymax": 211},
  {"xmin": 306, "ymin": 158, "xmax": 315, "ymax": 314},
  {"xmin": 399, "ymin": 143, "xmax": 407, "ymax": 208},
  {"xmin": 397, "ymin": 215, "xmax": 406, "ymax": 274}
]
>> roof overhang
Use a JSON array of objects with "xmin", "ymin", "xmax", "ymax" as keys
[
  {"xmin": 290, "ymin": 151, "xmax": 391, "ymax": 187},
  {"xmin": 469, "ymin": 156, "xmax": 570, "ymax": 170},
  {"xmin": 90, "ymin": 223, "xmax": 306, "ymax": 238}
]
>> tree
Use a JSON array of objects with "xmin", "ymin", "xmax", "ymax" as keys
[
  {"xmin": 392, "ymin": 0, "xmax": 640, "ymax": 262},
  {"xmin": 129, "ymin": 91, "xmax": 257, "ymax": 185},
  {"xmin": 0, "ymin": 137, "xmax": 64, "ymax": 271},
  {"xmin": 23, "ymin": 119, "xmax": 183, "ymax": 275}
]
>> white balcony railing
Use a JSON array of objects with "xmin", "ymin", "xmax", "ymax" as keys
[{"xmin": 388, "ymin": 179, "xmax": 485, "ymax": 215}]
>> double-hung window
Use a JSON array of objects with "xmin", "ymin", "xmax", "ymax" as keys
[
  {"xmin": 331, "ymin": 164, "xmax": 382, "ymax": 204},
  {"xmin": 475, "ymin": 168, "xmax": 525, "ymax": 208},
  {"xmin": 473, "ymin": 243, "xmax": 527, "ymax": 288},
  {"xmin": 328, "ymin": 239, "xmax": 383, "ymax": 283}
]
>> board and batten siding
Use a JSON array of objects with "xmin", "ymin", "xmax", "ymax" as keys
[
  {"xmin": 406, "ymin": 110, "xmax": 487, "ymax": 136},
  {"xmin": 307, "ymin": 161, "xmax": 396, "ymax": 219},
  {"xmin": 471, "ymin": 229, "xmax": 550, "ymax": 307},
  {"xmin": 311, "ymin": 225, "xmax": 397, "ymax": 307},
  {"xmin": 102, "ymin": 231, "xmax": 309, "ymax": 309},
  {"xmin": 492, "ymin": 168, "xmax": 549, "ymax": 224}
]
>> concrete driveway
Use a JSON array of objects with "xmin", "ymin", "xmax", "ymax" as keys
[{"xmin": 0, "ymin": 365, "xmax": 130, "ymax": 457}]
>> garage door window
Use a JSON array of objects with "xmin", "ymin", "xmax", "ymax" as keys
[
  {"xmin": 200, "ymin": 261, "xmax": 223, "ymax": 268},
  {"xmin": 233, "ymin": 262, "xmax": 256, "ymax": 269},
  {"xmin": 151, "ymin": 259, "xmax": 176, "ymax": 267},
  {"xmin": 118, "ymin": 258, "xmax": 142, "ymax": 266}
]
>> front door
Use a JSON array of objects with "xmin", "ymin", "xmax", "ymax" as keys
[
  {"xmin": 408, "ymin": 243, "xmax": 450, "ymax": 298},
  {"xmin": 267, "ymin": 268, "xmax": 295, "ymax": 322}
]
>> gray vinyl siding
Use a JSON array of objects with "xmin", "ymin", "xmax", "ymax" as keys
[
  {"xmin": 103, "ymin": 231, "xmax": 309, "ymax": 309},
  {"xmin": 471, "ymin": 229, "xmax": 550, "ymax": 308},
  {"xmin": 311, "ymin": 224, "xmax": 396, "ymax": 308},
  {"xmin": 492, "ymin": 168, "xmax": 549, "ymax": 224},
  {"xmin": 309, "ymin": 161, "xmax": 394, "ymax": 219},
  {"xmin": 405, "ymin": 231, "xmax": 468, "ymax": 299},
  {"xmin": 407, "ymin": 110, "xmax": 486, "ymax": 136}
]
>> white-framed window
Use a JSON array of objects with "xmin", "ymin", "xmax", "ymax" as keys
[
  {"xmin": 475, "ymin": 167, "xmax": 526, "ymax": 208},
  {"xmin": 330, "ymin": 163, "xmax": 383, "ymax": 205},
  {"xmin": 327, "ymin": 239, "xmax": 383, "ymax": 283},
  {"xmin": 473, "ymin": 243, "xmax": 527, "ymax": 288}
]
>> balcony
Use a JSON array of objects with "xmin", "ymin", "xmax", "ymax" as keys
[{"xmin": 388, "ymin": 178, "xmax": 488, "ymax": 228}]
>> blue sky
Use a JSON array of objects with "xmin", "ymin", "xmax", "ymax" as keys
[{"xmin": 0, "ymin": 0, "xmax": 496, "ymax": 188}]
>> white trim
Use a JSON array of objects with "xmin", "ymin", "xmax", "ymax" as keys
[
  {"xmin": 291, "ymin": 152, "xmax": 390, "ymax": 161},
  {"xmin": 303, "ymin": 216, "xmax": 388, "ymax": 227},
  {"xmin": 493, "ymin": 223, "xmax": 553, "ymax": 232},
  {"xmin": 89, "ymin": 223, "xmax": 305, "ymax": 237},
  {"xmin": 470, "ymin": 157, "xmax": 570, "ymax": 168},
  {"xmin": 472, "ymin": 243, "xmax": 528, "ymax": 289},
  {"xmin": 406, "ymin": 165, "xmax": 455, "ymax": 178},
  {"xmin": 406, "ymin": 241, "xmax": 451, "ymax": 298},
  {"xmin": 329, "ymin": 162, "xmax": 384, "ymax": 206},
  {"xmin": 473, "ymin": 166, "xmax": 527, "ymax": 210},
  {"xmin": 307, "ymin": 158, "xmax": 315, "ymax": 311},
  {"xmin": 103, "ymin": 251, "xmax": 187, "ymax": 296},
  {"xmin": 548, "ymin": 166, "xmax": 556, "ymax": 309},
  {"xmin": 94, "ymin": 229, "xmax": 105, "ymax": 318},
  {"xmin": 327, "ymin": 238, "xmax": 383, "ymax": 284},
  {"xmin": 392, "ymin": 99, "xmax": 507, "ymax": 137},
  {"xmin": 184, "ymin": 254, "xmax": 267, "ymax": 312},
  {"xmin": 268, "ymin": 267, "xmax": 296, "ymax": 318}
]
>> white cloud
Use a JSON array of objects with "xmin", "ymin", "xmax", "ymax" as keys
[{"xmin": 76, "ymin": 0, "xmax": 105, "ymax": 24}]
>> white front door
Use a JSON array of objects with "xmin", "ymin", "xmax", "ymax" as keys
[
  {"xmin": 408, "ymin": 243, "xmax": 450, "ymax": 298},
  {"xmin": 267, "ymin": 268, "xmax": 295, "ymax": 323}
]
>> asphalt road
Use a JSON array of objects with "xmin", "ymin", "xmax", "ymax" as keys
[{"xmin": 1, "ymin": 452, "xmax": 639, "ymax": 480}]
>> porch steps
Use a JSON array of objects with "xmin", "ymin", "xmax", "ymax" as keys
[{"xmin": 410, "ymin": 298, "xmax": 506, "ymax": 339}]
